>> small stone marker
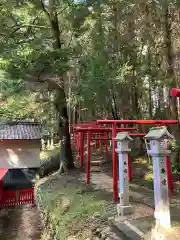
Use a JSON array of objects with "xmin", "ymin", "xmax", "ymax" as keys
[
  {"xmin": 115, "ymin": 132, "xmax": 133, "ymax": 216},
  {"xmin": 145, "ymin": 126, "xmax": 175, "ymax": 240}
]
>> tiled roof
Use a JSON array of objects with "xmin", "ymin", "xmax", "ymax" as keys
[{"xmin": 0, "ymin": 121, "xmax": 41, "ymax": 140}]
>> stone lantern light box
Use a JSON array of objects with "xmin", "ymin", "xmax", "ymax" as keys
[
  {"xmin": 115, "ymin": 132, "xmax": 133, "ymax": 152},
  {"xmin": 145, "ymin": 126, "xmax": 174, "ymax": 155}
]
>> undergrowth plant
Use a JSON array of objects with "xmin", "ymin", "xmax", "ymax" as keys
[{"xmin": 169, "ymin": 140, "xmax": 180, "ymax": 174}]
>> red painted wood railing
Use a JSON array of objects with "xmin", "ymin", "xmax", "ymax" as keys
[{"xmin": 0, "ymin": 188, "xmax": 34, "ymax": 207}]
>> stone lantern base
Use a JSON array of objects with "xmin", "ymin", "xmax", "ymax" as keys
[{"xmin": 117, "ymin": 204, "xmax": 133, "ymax": 216}]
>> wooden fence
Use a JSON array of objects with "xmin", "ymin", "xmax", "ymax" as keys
[{"xmin": 0, "ymin": 188, "xmax": 35, "ymax": 207}]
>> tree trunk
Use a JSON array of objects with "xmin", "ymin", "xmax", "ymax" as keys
[
  {"xmin": 74, "ymin": 104, "xmax": 78, "ymax": 124},
  {"xmin": 164, "ymin": 1, "xmax": 179, "ymax": 126},
  {"xmin": 127, "ymin": 19, "xmax": 141, "ymax": 119},
  {"xmin": 55, "ymin": 88, "xmax": 74, "ymax": 168},
  {"xmin": 148, "ymin": 81, "xmax": 153, "ymax": 118},
  {"xmin": 145, "ymin": 5, "xmax": 153, "ymax": 118},
  {"xmin": 163, "ymin": 0, "xmax": 180, "ymax": 162},
  {"xmin": 41, "ymin": 0, "xmax": 74, "ymax": 170}
]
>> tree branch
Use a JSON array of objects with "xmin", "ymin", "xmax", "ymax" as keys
[{"xmin": 40, "ymin": 0, "xmax": 50, "ymax": 18}]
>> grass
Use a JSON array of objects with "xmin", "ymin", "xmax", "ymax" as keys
[
  {"xmin": 40, "ymin": 144, "xmax": 60, "ymax": 162},
  {"xmin": 38, "ymin": 144, "xmax": 61, "ymax": 179},
  {"xmin": 133, "ymin": 156, "xmax": 154, "ymax": 189},
  {"xmin": 36, "ymin": 172, "xmax": 108, "ymax": 240},
  {"xmin": 134, "ymin": 156, "xmax": 150, "ymax": 165},
  {"xmin": 144, "ymin": 172, "xmax": 153, "ymax": 182}
]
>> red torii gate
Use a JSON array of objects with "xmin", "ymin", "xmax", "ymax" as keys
[
  {"xmin": 97, "ymin": 119, "xmax": 178, "ymax": 201},
  {"xmin": 74, "ymin": 126, "xmax": 145, "ymax": 188}
]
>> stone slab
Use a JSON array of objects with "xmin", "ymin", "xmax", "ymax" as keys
[
  {"xmin": 110, "ymin": 218, "xmax": 145, "ymax": 240},
  {"xmin": 91, "ymin": 160, "xmax": 106, "ymax": 166},
  {"xmin": 110, "ymin": 215, "xmax": 154, "ymax": 240},
  {"xmin": 129, "ymin": 216, "xmax": 154, "ymax": 235}
]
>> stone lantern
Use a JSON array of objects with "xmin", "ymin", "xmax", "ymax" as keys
[
  {"xmin": 145, "ymin": 126, "xmax": 175, "ymax": 240},
  {"xmin": 115, "ymin": 132, "xmax": 133, "ymax": 216}
]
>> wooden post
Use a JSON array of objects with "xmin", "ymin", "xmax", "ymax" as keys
[
  {"xmin": 86, "ymin": 130, "xmax": 91, "ymax": 184},
  {"xmin": 112, "ymin": 122, "xmax": 118, "ymax": 202},
  {"xmin": 80, "ymin": 132, "xmax": 84, "ymax": 168}
]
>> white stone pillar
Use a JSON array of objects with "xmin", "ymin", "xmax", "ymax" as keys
[
  {"xmin": 145, "ymin": 126, "xmax": 175, "ymax": 240},
  {"xmin": 115, "ymin": 132, "xmax": 133, "ymax": 216},
  {"xmin": 150, "ymin": 150, "xmax": 171, "ymax": 229}
]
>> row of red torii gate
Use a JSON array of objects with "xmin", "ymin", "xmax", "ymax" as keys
[
  {"xmin": 0, "ymin": 88, "xmax": 179, "ymax": 209},
  {"xmin": 71, "ymin": 88, "xmax": 180, "ymax": 239}
]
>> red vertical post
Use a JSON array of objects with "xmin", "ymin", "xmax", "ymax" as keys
[
  {"xmin": 75, "ymin": 130, "xmax": 78, "ymax": 146},
  {"xmin": 76, "ymin": 132, "xmax": 81, "ymax": 160},
  {"xmin": 32, "ymin": 188, "xmax": 35, "ymax": 204},
  {"xmin": 100, "ymin": 133, "xmax": 102, "ymax": 153},
  {"xmin": 166, "ymin": 155, "xmax": 173, "ymax": 194},
  {"xmin": 75, "ymin": 131, "xmax": 77, "ymax": 147},
  {"xmin": 72, "ymin": 126, "xmax": 75, "ymax": 146},
  {"xmin": 105, "ymin": 132, "xmax": 108, "ymax": 160},
  {"xmin": 93, "ymin": 133, "xmax": 95, "ymax": 151},
  {"xmin": 96, "ymin": 133, "xmax": 99, "ymax": 150},
  {"xmin": 86, "ymin": 130, "xmax": 91, "ymax": 184},
  {"xmin": 80, "ymin": 132, "xmax": 84, "ymax": 168},
  {"xmin": 128, "ymin": 153, "xmax": 132, "ymax": 181},
  {"xmin": 75, "ymin": 130, "xmax": 77, "ymax": 146},
  {"xmin": 98, "ymin": 133, "xmax": 100, "ymax": 149},
  {"xmin": 112, "ymin": 122, "xmax": 118, "ymax": 202},
  {"xmin": 165, "ymin": 140, "xmax": 173, "ymax": 194},
  {"xmin": 94, "ymin": 135, "xmax": 96, "ymax": 152}
]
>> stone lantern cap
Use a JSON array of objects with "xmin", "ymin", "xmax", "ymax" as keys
[
  {"xmin": 144, "ymin": 126, "xmax": 174, "ymax": 140},
  {"xmin": 115, "ymin": 132, "xmax": 133, "ymax": 141}
]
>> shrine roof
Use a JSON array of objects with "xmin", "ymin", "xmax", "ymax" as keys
[
  {"xmin": 144, "ymin": 126, "xmax": 174, "ymax": 140},
  {"xmin": 0, "ymin": 120, "xmax": 41, "ymax": 140},
  {"xmin": 115, "ymin": 132, "xmax": 133, "ymax": 141}
]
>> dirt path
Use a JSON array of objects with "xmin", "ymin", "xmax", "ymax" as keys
[{"xmin": 0, "ymin": 205, "xmax": 42, "ymax": 240}]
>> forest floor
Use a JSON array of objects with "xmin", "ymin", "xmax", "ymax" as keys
[
  {"xmin": 129, "ymin": 156, "xmax": 180, "ymax": 191},
  {"xmin": 87, "ymin": 151, "xmax": 180, "ymax": 238},
  {"xmin": 1, "ymin": 148, "xmax": 180, "ymax": 240},
  {"xmin": 0, "ymin": 205, "xmax": 42, "ymax": 240},
  {"xmin": 36, "ymin": 169, "xmax": 124, "ymax": 240}
]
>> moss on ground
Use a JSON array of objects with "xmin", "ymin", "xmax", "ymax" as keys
[{"xmin": 36, "ymin": 171, "xmax": 108, "ymax": 240}]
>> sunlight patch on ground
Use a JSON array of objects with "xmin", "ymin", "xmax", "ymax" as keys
[
  {"xmin": 40, "ymin": 144, "xmax": 60, "ymax": 161},
  {"xmin": 148, "ymin": 165, "xmax": 153, "ymax": 170},
  {"xmin": 144, "ymin": 172, "xmax": 153, "ymax": 182},
  {"xmin": 134, "ymin": 157, "xmax": 149, "ymax": 164}
]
